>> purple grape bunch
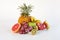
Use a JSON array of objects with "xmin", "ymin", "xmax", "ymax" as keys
[{"xmin": 19, "ymin": 22, "xmax": 33, "ymax": 34}]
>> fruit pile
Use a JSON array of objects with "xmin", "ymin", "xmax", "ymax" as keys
[{"xmin": 11, "ymin": 4, "xmax": 49, "ymax": 35}]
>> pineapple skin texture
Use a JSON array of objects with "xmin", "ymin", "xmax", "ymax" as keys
[{"xmin": 18, "ymin": 16, "xmax": 31, "ymax": 24}]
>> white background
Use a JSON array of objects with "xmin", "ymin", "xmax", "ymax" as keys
[{"xmin": 0, "ymin": 0, "xmax": 60, "ymax": 40}]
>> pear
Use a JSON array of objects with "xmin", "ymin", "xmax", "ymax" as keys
[{"xmin": 28, "ymin": 22, "xmax": 36, "ymax": 27}]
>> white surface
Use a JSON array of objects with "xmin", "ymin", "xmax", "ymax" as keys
[{"xmin": 0, "ymin": 0, "xmax": 60, "ymax": 40}]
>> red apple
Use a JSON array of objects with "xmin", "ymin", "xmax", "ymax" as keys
[
  {"xmin": 37, "ymin": 22, "xmax": 46, "ymax": 30},
  {"xmin": 42, "ymin": 21, "xmax": 49, "ymax": 30}
]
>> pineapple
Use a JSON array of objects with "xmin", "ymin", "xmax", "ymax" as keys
[{"xmin": 18, "ymin": 4, "xmax": 32, "ymax": 24}]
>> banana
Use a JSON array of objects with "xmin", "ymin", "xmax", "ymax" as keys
[
  {"xmin": 35, "ymin": 20, "xmax": 41, "ymax": 23},
  {"xmin": 31, "ymin": 16, "xmax": 36, "ymax": 22}
]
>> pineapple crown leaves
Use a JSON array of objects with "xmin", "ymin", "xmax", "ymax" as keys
[{"xmin": 18, "ymin": 4, "xmax": 32, "ymax": 16}]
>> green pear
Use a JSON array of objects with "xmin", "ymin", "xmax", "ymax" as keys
[{"xmin": 28, "ymin": 22, "xmax": 36, "ymax": 27}]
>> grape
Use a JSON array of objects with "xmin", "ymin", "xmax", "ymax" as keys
[
  {"xmin": 19, "ymin": 28, "xmax": 27, "ymax": 34},
  {"xmin": 22, "ymin": 31, "xmax": 27, "ymax": 34},
  {"xmin": 22, "ymin": 22, "xmax": 28, "ymax": 28},
  {"xmin": 20, "ymin": 26, "xmax": 25, "ymax": 31},
  {"xmin": 24, "ymin": 23, "xmax": 28, "ymax": 26},
  {"xmin": 19, "ymin": 26, "xmax": 29, "ymax": 34},
  {"xmin": 19, "ymin": 30, "xmax": 23, "ymax": 34},
  {"xmin": 28, "ymin": 26, "xmax": 32, "ymax": 31},
  {"xmin": 19, "ymin": 30, "xmax": 26, "ymax": 34},
  {"xmin": 22, "ymin": 32, "xmax": 25, "ymax": 34},
  {"xmin": 19, "ymin": 27, "xmax": 24, "ymax": 34},
  {"xmin": 25, "ymin": 28, "xmax": 29, "ymax": 33},
  {"xmin": 23, "ymin": 25, "xmax": 28, "ymax": 29}
]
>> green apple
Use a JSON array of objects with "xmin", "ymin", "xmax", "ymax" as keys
[{"xmin": 28, "ymin": 22, "xmax": 36, "ymax": 27}]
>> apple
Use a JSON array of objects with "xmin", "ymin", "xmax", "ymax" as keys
[
  {"xmin": 43, "ymin": 21, "xmax": 49, "ymax": 30},
  {"xmin": 36, "ymin": 22, "xmax": 41, "ymax": 30},
  {"xmin": 37, "ymin": 22, "xmax": 46, "ymax": 30}
]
